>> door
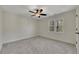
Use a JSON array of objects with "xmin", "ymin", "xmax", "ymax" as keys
[
  {"xmin": 76, "ymin": 8, "xmax": 79, "ymax": 53},
  {"xmin": 0, "ymin": 9, "xmax": 2, "ymax": 51}
]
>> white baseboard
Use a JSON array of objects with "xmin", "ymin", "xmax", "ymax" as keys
[
  {"xmin": 3, "ymin": 35, "xmax": 37, "ymax": 44},
  {"xmin": 39, "ymin": 35, "xmax": 75, "ymax": 45},
  {"xmin": 0, "ymin": 44, "xmax": 2, "ymax": 51},
  {"xmin": 3, "ymin": 35, "xmax": 75, "ymax": 46}
]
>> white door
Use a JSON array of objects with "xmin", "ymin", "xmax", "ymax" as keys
[
  {"xmin": 76, "ymin": 8, "xmax": 79, "ymax": 54},
  {"xmin": 0, "ymin": 9, "xmax": 2, "ymax": 51}
]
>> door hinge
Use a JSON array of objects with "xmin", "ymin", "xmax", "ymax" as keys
[
  {"xmin": 76, "ymin": 14, "xmax": 78, "ymax": 17},
  {"xmin": 76, "ymin": 41, "xmax": 77, "ymax": 44}
]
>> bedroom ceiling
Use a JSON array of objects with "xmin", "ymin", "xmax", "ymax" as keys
[{"xmin": 0, "ymin": 5, "xmax": 78, "ymax": 18}]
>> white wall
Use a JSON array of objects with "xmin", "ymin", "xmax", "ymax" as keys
[
  {"xmin": 39, "ymin": 10, "xmax": 76, "ymax": 44},
  {"xmin": 3, "ymin": 12, "xmax": 37, "ymax": 43},
  {"xmin": 0, "ymin": 9, "xmax": 3, "ymax": 50},
  {"xmin": 35, "ymin": 20, "xmax": 40, "ymax": 36}
]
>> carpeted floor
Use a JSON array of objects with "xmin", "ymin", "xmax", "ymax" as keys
[{"xmin": 0, "ymin": 36, "xmax": 77, "ymax": 54}]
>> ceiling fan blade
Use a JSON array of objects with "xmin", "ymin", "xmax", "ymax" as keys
[
  {"xmin": 29, "ymin": 11, "xmax": 35, "ymax": 13},
  {"xmin": 40, "ymin": 9, "xmax": 43, "ymax": 13},
  {"xmin": 40, "ymin": 14, "xmax": 47, "ymax": 16},
  {"xmin": 35, "ymin": 9, "xmax": 39, "ymax": 13},
  {"xmin": 32, "ymin": 15, "xmax": 35, "ymax": 16}
]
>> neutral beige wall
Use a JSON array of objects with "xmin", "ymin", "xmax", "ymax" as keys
[
  {"xmin": 0, "ymin": 9, "xmax": 3, "ymax": 50},
  {"xmin": 3, "ymin": 12, "xmax": 37, "ymax": 43},
  {"xmin": 39, "ymin": 10, "xmax": 76, "ymax": 44}
]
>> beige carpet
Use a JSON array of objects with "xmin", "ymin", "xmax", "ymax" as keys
[{"xmin": 0, "ymin": 36, "xmax": 77, "ymax": 54}]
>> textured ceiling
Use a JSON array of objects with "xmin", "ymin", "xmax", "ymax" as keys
[{"xmin": 0, "ymin": 5, "xmax": 77, "ymax": 18}]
